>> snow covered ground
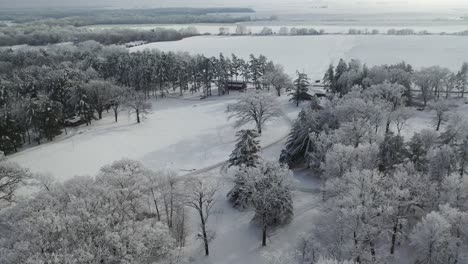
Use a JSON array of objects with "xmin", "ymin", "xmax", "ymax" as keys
[
  {"xmin": 8, "ymin": 92, "xmax": 297, "ymax": 181},
  {"xmin": 130, "ymin": 35, "xmax": 468, "ymax": 79}
]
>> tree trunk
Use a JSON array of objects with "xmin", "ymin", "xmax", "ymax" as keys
[
  {"xmin": 199, "ymin": 197, "xmax": 210, "ymax": 256},
  {"xmin": 262, "ymin": 212, "xmax": 267, "ymax": 246},
  {"xmin": 114, "ymin": 109, "xmax": 118, "ymax": 122},
  {"xmin": 151, "ymin": 188, "xmax": 161, "ymax": 221},
  {"xmin": 136, "ymin": 109, "xmax": 140, "ymax": 123},
  {"xmin": 27, "ymin": 129, "xmax": 31, "ymax": 145},
  {"xmin": 370, "ymin": 241, "xmax": 376, "ymax": 261},
  {"xmin": 354, "ymin": 231, "xmax": 360, "ymax": 263},
  {"xmin": 390, "ymin": 219, "xmax": 398, "ymax": 255},
  {"xmin": 436, "ymin": 118, "xmax": 442, "ymax": 131}
]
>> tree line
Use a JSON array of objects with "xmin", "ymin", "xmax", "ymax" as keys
[
  {"xmin": 0, "ymin": 24, "xmax": 200, "ymax": 46},
  {"xmin": 0, "ymin": 7, "xmax": 254, "ymax": 25},
  {"xmin": 323, "ymin": 59, "xmax": 467, "ymax": 106},
  {"xmin": 0, "ymin": 41, "xmax": 289, "ymax": 154}
]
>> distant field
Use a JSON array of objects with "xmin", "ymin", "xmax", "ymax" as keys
[{"xmin": 131, "ymin": 35, "xmax": 468, "ymax": 79}]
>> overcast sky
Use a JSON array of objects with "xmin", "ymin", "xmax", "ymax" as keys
[{"xmin": 0, "ymin": 0, "xmax": 467, "ymax": 11}]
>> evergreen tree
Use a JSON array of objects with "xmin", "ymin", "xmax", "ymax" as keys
[
  {"xmin": 249, "ymin": 54, "xmax": 262, "ymax": 89},
  {"xmin": 228, "ymin": 130, "xmax": 261, "ymax": 168},
  {"xmin": 379, "ymin": 132, "xmax": 408, "ymax": 173},
  {"xmin": 38, "ymin": 99, "xmax": 63, "ymax": 141},
  {"xmin": 283, "ymin": 103, "xmax": 320, "ymax": 167},
  {"xmin": 290, "ymin": 71, "xmax": 312, "ymax": 107},
  {"xmin": 323, "ymin": 64, "xmax": 335, "ymax": 93},
  {"xmin": 334, "ymin": 58, "xmax": 348, "ymax": 95},
  {"xmin": 0, "ymin": 113, "xmax": 22, "ymax": 153}
]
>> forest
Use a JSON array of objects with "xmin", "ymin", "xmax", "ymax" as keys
[
  {"xmin": 278, "ymin": 59, "xmax": 468, "ymax": 263},
  {"xmin": 0, "ymin": 7, "xmax": 255, "ymax": 25}
]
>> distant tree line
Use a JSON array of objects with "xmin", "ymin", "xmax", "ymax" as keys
[
  {"xmin": 0, "ymin": 24, "xmax": 200, "ymax": 46},
  {"xmin": 226, "ymin": 25, "xmax": 468, "ymax": 36},
  {"xmin": 0, "ymin": 7, "xmax": 254, "ymax": 25},
  {"xmin": 0, "ymin": 41, "xmax": 288, "ymax": 154},
  {"xmin": 323, "ymin": 59, "xmax": 468, "ymax": 106}
]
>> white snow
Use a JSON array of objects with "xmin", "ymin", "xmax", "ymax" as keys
[
  {"xmin": 131, "ymin": 35, "xmax": 468, "ymax": 79},
  {"xmin": 8, "ymin": 92, "xmax": 296, "ymax": 181}
]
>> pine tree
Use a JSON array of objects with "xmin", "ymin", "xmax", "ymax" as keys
[
  {"xmin": 323, "ymin": 64, "xmax": 335, "ymax": 93},
  {"xmin": 0, "ymin": 113, "xmax": 22, "ymax": 153},
  {"xmin": 228, "ymin": 130, "xmax": 261, "ymax": 168},
  {"xmin": 334, "ymin": 58, "xmax": 348, "ymax": 95},
  {"xmin": 290, "ymin": 71, "xmax": 312, "ymax": 107},
  {"xmin": 38, "ymin": 100, "xmax": 63, "ymax": 141}
]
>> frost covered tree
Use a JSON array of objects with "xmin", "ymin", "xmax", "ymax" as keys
[
  {"xmin": 0, "ymin": 159, "xmax": 177, "ymax": 264},
  {"xmin": 249, "ymin": 162, "xmax": 293, "ymax": 246},
  {"xmin": 226, "ymin": 91, "xmax": 281, "ymax": 134},
  {"xmin": 0, "ymin": 159, "xmax": 29, "ymax": 208},
  {"xmin": 321, "ymin": 143, "xmax": 379, "ymax": 179},
  {"xmin": 378, "ymin": 132, "xmax": 408, "ymax": 173},
  {"xmin": 322, "ymin": 169, "xmax": 388, "ymax": 262},
  {"xmin": 409, "ymin": 211, "xmax": 459, "ymax": 264},
  {"xmin": 290, "ymin": 72, "xmax": 312, "ymax": 107},
  {"xmin": 427, "ymin": 145, "xmax": 459, "ymax": 187},
  {"xmin": 383, "ymin": 164, "xmax": 434, "ymax": 255},
  {"xmin": 108, "ymin": 85, "xmax": 127, "ymax": 122},
  {"xmin": 429, "ymin": 99, "xmax": 453, "ymax": 131},
  {"xmin": 391, "ymin": 107, "xmax": 415, "ymax": 134},
  {"xmin": 228, "ymin": 162, "xmax": 293, "ymax": 246},
  {"xmin": 82, "ymin": 80, "xmax": 115, "ymax": 120},
  {"xmin": 228, "ymin": 129, "xmax": 261, "ymax": 168},
  {"xmin": 126, "ymin": 89, "xmax": 151, "ymax": 123},
  {"xmin": 182, "ymin": 178, "xmax": 217, "ymax": 256},
  {"xmin": 264, "ymin": 64, "xmax": 293, "ymax": 96}
]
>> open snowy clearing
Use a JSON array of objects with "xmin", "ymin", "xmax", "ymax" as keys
[
  {"xmin": 131, "ymin": 35, "xmax": 468, "ymax": 79},
  {"xmin": 8, "ymin": 92, "xmax": 296, "ymax": 182}
]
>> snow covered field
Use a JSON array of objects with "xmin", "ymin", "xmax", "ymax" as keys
[
  {"xmin": 8, "ymin": 93, "xmax": 296, "ymax": 181},
  {"xmin": 131, "ymin": 35, "xmax": 468, "ymax": 79}
]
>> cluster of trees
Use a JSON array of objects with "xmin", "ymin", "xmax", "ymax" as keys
[
  {"xmin": 0, "ymin": 42, "xmax": 287, "ymax": 154},
  {"xmin": 323, "ymin": 59, "xmax": 468, "ymax": 106},
  {"xmin": 0, "ymin": 7, "xmax": 254, "ymax": 25},
  {"xmin": 0, "ymin": 158, "xmax": 223, "ymax": 263},
  {"xmin": 0, "ymin": 24, "xmax": 200, "ymax": 46},
  {"xmin": 223, "ymin": 26, "xmax": 468, "ymax": 37},
  {"xmin": 281, "ymin": 63, "xmax": 468, "ymax": 263},
  {"xmin": 227, "ymin": 128, "xmax": 294, "ymax": 247}
]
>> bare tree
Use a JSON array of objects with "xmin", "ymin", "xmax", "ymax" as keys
[
  {"xmin": 109, "ymin": 85, "xmax": 127, "ymax": 122},
  {"xmin": 264, "ymin": 65, "xmax": 293, "ymax": 96},
  {"xmin": 182, "ymin": 178, "xmax": 217, "ymax": 256},
  {"xmin": 0, "ymin": 158, "xmax": 29, "ymax": 208},
  {"xmin": 429, "ymin": 99, "xmax": 453, "ymax": 131},
  {"xmin": 83, "ymin": 80, "xmax": 115, "ymax": 120},
  {"xmin": 126, "ymin": 90, "xmax": 151, "ymax": 123},
  {"xmin": 226, "ymin": 91, "xmax": 281, "ymax": 134},
  {"xmin": 391, "ymin": 107, "xmax": 415, "ymax": 134}
]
